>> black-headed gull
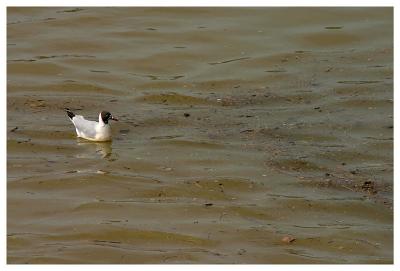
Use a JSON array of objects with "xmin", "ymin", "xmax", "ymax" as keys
[{"xmin": 65, "ymin": 109, "xmax": 118, "ymax": 141}]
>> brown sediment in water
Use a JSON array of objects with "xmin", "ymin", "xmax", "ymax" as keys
[{"xmin": 7, "ymin": 7, "xmax": 393, "ymax": 264}]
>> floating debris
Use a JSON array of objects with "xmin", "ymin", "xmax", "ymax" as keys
[
  {"xmin": 33, "ymin": 54, "xmax": 95, "ymax": 61},
  {"xmin": 171, "ymin": 75, "xmax": 184, "ymax": 80},
  {"xmin": 208, "ymin": 57, "xmax": 251, "ymax": 65},
  {"xmin": 325, "ymin": 26, "xmax": 343, "ymax": 29},
  {"xmin": 90, "ymin": 70, "xmax": 110, "ymax": 73},
  {"xmin": 150, "ymin": 135, "xmax": 183, "ymax": 140},
  {"xmin": 8, "ymin": 59, "xmax": 36, "ymax": 62},
  {"xmin": 57, "ymin": 8, "xmax": 85, "ymax": 13},
  {"xmin": 281, "ymin": 236, "xmax": 296, "ymax": 244},
  {"xmin": 265, "ymin": 69, "xmax": 286, "ymax": 73},
  {"xmin": 337, "ymin": 80, "xmax": 382, "ymax": 84},
  {"xmin": 361, "ymin": 181, "xmax": 375, "ymax": 192},
  {"xmin": 158, "ymin": 166, "xmax": 173, "ymax": 172},
  {"xmin": 130, "ymin": 73, "xmax": 184, "ymax": 81}
]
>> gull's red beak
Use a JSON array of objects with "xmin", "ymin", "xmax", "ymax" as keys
[{"xmin": 111, "ymin": 116, "xmax": 119, "ymax": 121}]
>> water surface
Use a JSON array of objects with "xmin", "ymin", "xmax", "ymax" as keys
[{"xmin": 7, "ymin": 7, "xmax": 393, "ymax": 263}]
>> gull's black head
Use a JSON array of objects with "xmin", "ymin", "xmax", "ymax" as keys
[{"xmin": 100, "ymin": 111, "xmax": 118, "ymax": 124}]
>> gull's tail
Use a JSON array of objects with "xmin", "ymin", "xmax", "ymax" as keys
[{"xmin": 64, "ymin": 108, "xmax": 75, "ymax": 120}]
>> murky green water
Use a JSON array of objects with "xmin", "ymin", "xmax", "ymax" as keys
[{"xmin": 7, "ymin": 7, "xmax": 393, "ymax": 263}]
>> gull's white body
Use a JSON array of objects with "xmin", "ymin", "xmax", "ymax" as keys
[{"xmin": 70, "ymin": 112, "xmax": 112, "ymax": 141}]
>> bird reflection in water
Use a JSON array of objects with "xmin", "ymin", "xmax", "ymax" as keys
[{"xmin": 76, "ymin": 140, "xmax": 113, "ymax": 159}]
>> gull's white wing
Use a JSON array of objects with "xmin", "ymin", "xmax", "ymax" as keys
[{"xmin": 71, "ymin": 115, "xmax": 98, "ymax": 139}]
